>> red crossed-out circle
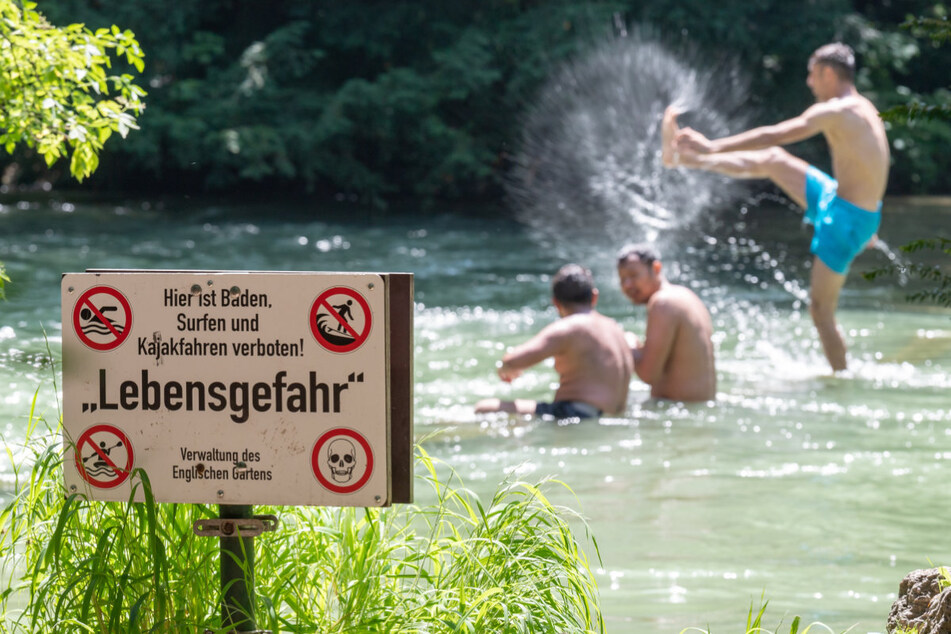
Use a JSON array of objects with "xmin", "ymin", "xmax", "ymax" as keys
[
  {"xmin": 311, "ymin": 428, "xmax": 374, "ymax": 494},
  {"xmin": 74, "ymin": 424, "xmax": 135, "ymax": 489},
  {"xmin": 310, "ymin": 287, "xmax": 372, "ymax": 353},
  {"xmin": 73, "ymin": 286, "xmax": 133, "ymax": 351}
]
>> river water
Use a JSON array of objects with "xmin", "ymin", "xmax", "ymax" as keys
[{"xmin": 0, "ymin": 194, "xmax": 949, "ymax": 632}]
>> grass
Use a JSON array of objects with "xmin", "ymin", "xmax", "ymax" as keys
[
  {"xmin": 678, "ymin": 596, "xmax": 855, "ymax": 634},
  {"xmin": 0, "ymin": 409, "xmax": 603, "ymax": 633}
]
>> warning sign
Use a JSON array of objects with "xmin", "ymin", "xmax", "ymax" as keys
[
  {"xmin": 73, "ymin": 286, "xmax": 133, "ymax": 350},
  {"xmin": 74, "ymin": 424, "xmax": 134, "ymax": 488},
  {"xmin": 61, "ymin": 270, "xmax": 413, "ymax": 508},
  {"xmin": 310, "ymin": 287, "xmax": 372, "ymax": 353},
  {"xmin": 311, "ymin": 428, "xmax": 374, "ymax": 494}
]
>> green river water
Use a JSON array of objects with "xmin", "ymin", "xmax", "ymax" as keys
[{"xmin": 0, "ymin": 194, "xmax": 948, "ymax": 632}]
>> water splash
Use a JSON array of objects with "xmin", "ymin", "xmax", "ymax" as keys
[
  {"xmin": 507, "ymin": 29, "xmax": 753, "ymax": 247},
  {"xmin": 870, "ymin": 239, "xmax": 909, "ymax": 286}
]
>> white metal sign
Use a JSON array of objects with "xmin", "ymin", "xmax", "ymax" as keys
[{"xmin": 62, "ymin": 271, "xmax": 399, "ymax": 507}]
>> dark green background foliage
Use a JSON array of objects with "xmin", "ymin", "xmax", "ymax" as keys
[{"xmin": 14, "ymin": 1, "xmax": 951, "ymax": 202}]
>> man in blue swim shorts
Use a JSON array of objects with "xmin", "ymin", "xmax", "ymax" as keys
[
  {"xmin": 805, "ymin": 165, "xmax": 882, "ymax": 276},
  {"xmin": 662, "ymin": 42, "xmax": 889, "ymax": 371},
  {"xmin": 474, "ymin": 264, "xmax": 633, "ymax": 420}
]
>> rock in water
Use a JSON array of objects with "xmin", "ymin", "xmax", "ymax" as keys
[{"xmin": 888, "ymin": 568, "xmax": 951, "ymax": 634}]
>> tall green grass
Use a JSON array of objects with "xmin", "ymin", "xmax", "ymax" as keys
[
  {"xmin": 680, "ymin": 597, "xmax": 854, "ymax": 634},
  {"xmin": 0, "ymin": 412, "xmax": 602, "ymax": 633}
]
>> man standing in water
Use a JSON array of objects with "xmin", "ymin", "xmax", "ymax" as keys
[
  {"xmin": 474, "ymin": 264, "xmax": 633, "ymax": 419},
  {"xmin": 662, "ymin": 42, "xmax": 889, "ymax": 372},
  {"xmin": 617, "ymin": 244, "xmax": 716, "ymax": 402}
]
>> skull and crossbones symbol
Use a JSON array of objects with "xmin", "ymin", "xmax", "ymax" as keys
[{"xmin": 327, "ymin": 438, "xmax": 356, "ymax": 483}]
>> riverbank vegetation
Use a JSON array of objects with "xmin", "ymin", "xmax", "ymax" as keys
[
  {"xmin": 680, "ymin": 599, "xmax": 853, "ymax": 634},
  {"xmin": 0, "ymin": 0, "xmax": 146, "ymax": 182},
  {"xmin": 4, "ymin": 1, "xmax": 950, "ymax": 203},
  {"xmin": 680, "ymin": 603, "xmax": 842, "ymax": 634},
  {"xmin": 0, "ymin": 409, "xmax": 602, "ymax": 632}
]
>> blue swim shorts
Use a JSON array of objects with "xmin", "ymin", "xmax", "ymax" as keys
[
  {"xmin": 534, "ymin": 400, "xmax": 602, "ymax": 420},
  {"xmin": 803, "ymin": 166, "xmax": 882, "ymax": 275}
]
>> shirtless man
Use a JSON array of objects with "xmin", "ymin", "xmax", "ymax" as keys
[
  {"xmin": 474, "ymin": 264, "xmax": 633, "ymax": 419},
  {"xmin": 662, "ymin": 42, "xmax": 889, "ymax": 371},
  {"xmin": 617, "ymin": 244, "xmax": 716, "ymax": 402}
]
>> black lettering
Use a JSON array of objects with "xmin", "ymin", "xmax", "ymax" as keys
[
  {"xmin": 143, "ymin": 370, "xmax": 161, "ymax": 410},
  {"xmin": 287, "ymin": 382, "xmax": 306, "ymax": 412},
  {"xmin": 164, "ymin": 289, "xmax": 192, "ymax": 307},
  {"xmin": 90, "ymin": 370, "xmax": 354, "ymax": 424},
  {"xmin": 165, "ymin": 381, "xmax": 182, "ymax": 411},
  {"xmin": 333, "ymin": 382, "xmax": 348, "ymax": 413},
  {"xmin": 208, "ymin": 382, "xmax": 227, "ymax": 412},
  {"xmin": 272, "ymin": 371, "xmax": 286, "ymax": 412},
  {"xmin": 230, "ymin": 382, "xmax": 249, "ymax": 423},
  {"xmin": 185, "ymin": 381, "xmax": 206, "ymax": 411},
  {"xmin": 119, "ymin": 379, "xmax": 138, "ymax": 409},
  {"xmin": 309, "ymin": 372, "xmax": 330, "ymax": 413},
  {"xmin": 99, "ymin": 369, "xmax": 118, "ymax": 410},
  {"xmin": 252, "ymin": 382, "xmax": 270, "ymax": 412}
]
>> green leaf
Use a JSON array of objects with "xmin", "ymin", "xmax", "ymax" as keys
[{"xmin": 0, "ymin": 0, "xmax": 146, "ymax": 181}]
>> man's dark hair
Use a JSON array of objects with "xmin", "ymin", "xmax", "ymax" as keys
[
  {"xmin": 551, "ymin": 264, "xmax": 595, "ymax": 306},
  {"xmin": 810, "ymin": 42, "xmax": 855, "ymax": 82},
  {"xmin": 616, "ymin": 243, "xmax": 660, "ymax": 268}
]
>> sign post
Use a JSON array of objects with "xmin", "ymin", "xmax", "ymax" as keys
[
  {"xmin": 61, "ymin": 270, "xmax": 413, "ymax": 633},
  {"xmin": 220, "ymin": 504, "xmax": 255, "ymax": 632}
]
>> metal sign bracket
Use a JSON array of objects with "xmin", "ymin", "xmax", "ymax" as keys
[{"xmin": 193, "ymin": 514, "xmax": 279, "ymax": 538}]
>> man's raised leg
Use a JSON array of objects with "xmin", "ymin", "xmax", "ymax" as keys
[
  {"xmin": 684, "ymin": 147, "xmax": 810, "ymax": 208},
  {"xmin": 661, "ymin": 105, "xmax": 683, "ymax": 167},
  {"xmin": 809, "ymin": 257, "xmax": 849, "ymax": 371}
]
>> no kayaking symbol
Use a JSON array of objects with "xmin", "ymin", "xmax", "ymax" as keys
[
  {"xmin": 73, "ymin": 286, "xmax": 133, "ymax": 351},
  {"xmin": 311, "ymin": 428, "xmax": 374, "ymax": 494},
  {"xmin": 310, "ymin": 287, "xmax": 372, "ymax": 353},
  {"xmin": 74, "ymin": 424, "xmax": 134, "ymax": 489}
]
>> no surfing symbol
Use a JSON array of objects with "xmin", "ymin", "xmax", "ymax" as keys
[
  {"xmin": 74, "ymin": 424, "xmax": 134, "ymax": 489},
  {"xmin": 72, "ymin": 286, "xmax": 133, "ymax": 351},
  {"xmin": 310, "ymin": 287, "xmax": 372, "ymax": 353}
]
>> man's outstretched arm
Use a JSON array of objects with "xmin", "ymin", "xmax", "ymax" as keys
[{"xmin": 497, "ymin": 324, "xmax": 566, "ymax": 382}]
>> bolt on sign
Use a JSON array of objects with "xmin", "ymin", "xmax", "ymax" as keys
[{"xmin": 62, "ymin": 271, "xmax": 413, "ymax": 508}]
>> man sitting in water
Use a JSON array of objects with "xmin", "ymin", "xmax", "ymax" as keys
[
  {"xmin": 662, "ymin": 42, "xmax": 889, "ymax": 372},
  {"xmin": 617, "ymin": 244, "xmax": 716, "ymax": 402},
  {"xmin": 474, "ymin": 264, "xmax": 633, "ymax": 420}
]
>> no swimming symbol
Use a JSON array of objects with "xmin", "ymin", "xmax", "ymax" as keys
[
  {"xmin": 73, "ymin": 286, "xmax": 133, "ymax": 351},
  {"xmin": 310, "ymin": 287, "xmax": 372, "ymax": 353}
]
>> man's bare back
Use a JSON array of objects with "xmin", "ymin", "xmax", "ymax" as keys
[
  {"xmin": 475, "ymin": 264, "xmax": 633, "ymax": 418},
  {"xmin": 551, "ymin": 312, "xmax": 633, "ymax": 413}
]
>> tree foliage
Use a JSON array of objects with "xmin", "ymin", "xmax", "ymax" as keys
[
  {"xmin": 880, "ymin": 14, "xmax": 951, "ymax": 125},
  {"xmin": 0, "ymin": 0, "xmax": 145, "ymax": 300},
  {"xmin": 0, "ymin": 0, "xmax": 146, "ymax": 181},
  {"xmin": 864, "ymin": 238, "xmax": 951, "ymax": 308},
  {"xmin": 5, "ymin": 0, "xmax": 951, "ymax": 201},
  {"xmin": 863, "ymin": 9, "xmax": 950, "ymax": 308}
]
